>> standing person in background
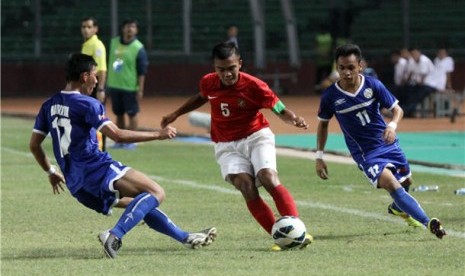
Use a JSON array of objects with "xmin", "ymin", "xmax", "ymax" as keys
[
  {"xmin": 81, "ymin": 16, "xmax": 107, "ymax": 151},
  {"xmin": 315, "ymin": 44, "xmax": 446, "ymax": 239},
  {"xmin": 314, "ymin": 24, "xmax": 333, "ymax": 90},
  {"xmin": 391, "ymin": 50, "xmax": 408, "ymax": 88},
  {"xmin": 29, "ymin": 53, "xmax": 216, "ymax": 259},
  {"xmin": 360, "ymin": 57, "xmax": 378, "ymax": 79},
  {"xmin": 389, "ymin": 48, "xmax": 411, "ymax": 112},
  {"xmin": 161, "ymin": 42, "xmax": 313, "ymax": 251},
  {"xmin": 225, "ymin": 24, "xmax": 239, "ymax": 49},
  {"xmin": 389, "ymin": 50, "xmax": 408, "ymax": 97},
  {"xmin": 107, "ymin": 18, "xmax": 149, "ymax": 149},
  {"xmin": 81, "ymin": 17, "xmax": 107, "ymax": 101}
]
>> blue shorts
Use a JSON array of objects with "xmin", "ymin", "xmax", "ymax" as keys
[
  {"xmin": 72, "ymin": 161, "xmax": 130, "ymax": 215},
  {"xmin": 109, "ymin": 88, "xmax": 140, "ymax": 116},
  {"xmin": 357, "ymin": 147, "xmax": 411, "ymax": 187}
]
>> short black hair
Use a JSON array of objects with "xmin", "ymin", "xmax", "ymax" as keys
[
  {"xmin": 121, "ymin": 18, "xmax": 139, "ymax": 29},
  {"xmin": 211, "ymin": 42, "xmax": 240, "ymax": 60},
  {"xmin": 81, "ymin": 16, "xmax": 98, "ymax": 26},
  {"xmin": 335, "ymin": 44, "xmax": 362, "ymax": 62},
  {"xmin": 390, "ymin": 49, "xmax": 401, "ymax": 56},
  {"xmin": 66, "ymin": 53, "xmax": 97, "ymax": 82}
]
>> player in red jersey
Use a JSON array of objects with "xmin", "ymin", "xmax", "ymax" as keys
[{"xmin": 161, "ymin": 42, "xmax": 312, "ymax": 251}]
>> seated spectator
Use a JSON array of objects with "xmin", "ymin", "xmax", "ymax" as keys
[
  {"xmin": 424, "ymin": 47, "xmax": 460, "ymax": 121},
  {"xmin": 401, "ymin": 47, "xmax": 435, "ymax": 117},
  {"xmin": 425, "ymin": 47, "xmax": 454, "ymax": 92}
]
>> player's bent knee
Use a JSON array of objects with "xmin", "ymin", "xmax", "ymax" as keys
[
  {"xmin": 151, "ymin": 187, "xmax": 165, "ymax": 203},
  {"xmin": 257, "ymin": 169, "xmax": 279, "ymax": 187}
]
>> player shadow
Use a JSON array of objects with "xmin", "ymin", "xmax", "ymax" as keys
[
  {"xmin": 1, "ymin": 247, "xmax": 104, "ymax": 260},
  {"xmin": 315, "ymin": 228, "xmax": 423, "ymax": 241}
]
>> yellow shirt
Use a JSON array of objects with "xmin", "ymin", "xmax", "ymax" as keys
[{"xmin": 81, "ymin": 35, "xmax": 107, "ymax": 72}]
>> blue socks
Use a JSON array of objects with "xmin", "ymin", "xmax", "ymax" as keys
[
  {"xmin": 391, "ymin": 184, "xmax": 410, "ymax": 212},
  {"xmin": 111, "ymin": 193, "xmax": 159, "ymax": 239},
  {"xmin": 144, "ymin": 208, "xmax": 189, "ymax": 242},
  {"xmin": 111, "ymin": 192, "xmax": 189, "ymax": 242},
  {"xmin": 390, "ymin": 187, "xmax": 430, "ymax": 226}
]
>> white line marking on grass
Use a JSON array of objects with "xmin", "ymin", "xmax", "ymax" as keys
[
  {"xmin": 151, "ymin": 174, "xmax": 465, "ymax": 239},
  {"xmin": 2, "ymin": 147, "xmax": 34, "ymax": 158},
  {"xmin": 4, "ymin": 146, "xmax": 464, "ymax": 239}
]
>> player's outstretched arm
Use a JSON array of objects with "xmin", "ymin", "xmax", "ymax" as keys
[
  {"xmin": 29, "ymin": 132, "xmax": 66, "ymax": 194},
  {"xmin": 161, "ymin": 93, "xmax": 208, "ymax": 128},
  {"xmin": 101, "ymin": 122, "xmax": 177, "ymax": 143},
  {"xmin": 316, "ymin": 120, "xmax": 329, "ymax": 180},
  {"xmin": 276, "ymin": 109, "xmax": 308, "ymax": 129}
]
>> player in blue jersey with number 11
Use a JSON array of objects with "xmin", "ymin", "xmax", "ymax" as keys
[
  {"xmin": 29, "ymin": 53, "xmax": 216, "ymax": 259},
  {"xmin": 315, "ymin": 44, "xmax": 446, "ymax": 239}
]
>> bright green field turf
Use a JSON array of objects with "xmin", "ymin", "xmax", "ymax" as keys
[{"xmin": 2, "ymin": 116, "xmax": 465, "ymax": 275}]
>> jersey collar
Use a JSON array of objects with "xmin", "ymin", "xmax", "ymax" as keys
[{"xmin": 335, "ymin": 74, "xmax": 365, "ymax": 97}]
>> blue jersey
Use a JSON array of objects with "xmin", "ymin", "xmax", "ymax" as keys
[
  {"xmin": 33, "ymin": 91, "xmax": 113, "ymax": 194},
  {"xmin": 318, "ymin": 75, "xmax": 399, "ymax": 163}
]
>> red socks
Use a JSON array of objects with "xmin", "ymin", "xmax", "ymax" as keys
[
  {"xmin": 246, "ymin": 197, "xmax": 275, "ymax": 234},
  {"xmin": 246, "ymin": 185, "xmax": 299, "ymax": 234},
  {"xmin": 270, "ymin": 184, "xmax": 299, "ymax": 217}
]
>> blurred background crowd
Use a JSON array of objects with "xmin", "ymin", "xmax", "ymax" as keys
[{"xmin": 2, "ymin": 0, "xmax": 464, "ymax": 120}]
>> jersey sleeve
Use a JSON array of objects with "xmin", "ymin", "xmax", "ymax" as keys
[
  {"xmin": 199, "ymin": 73, "xmax": 216, "ymax": 98},
  {"xmin": 372, "ymin": 79, "xmax": 398, "ymax": 110},
  {"xmin": 253, "ymin": 79, "xmax": 280, "ymax": 109},
  {"xmin": 32, "ymin": 103, "xmax": 49, "ymax": 136},
  {"xmin": 317, "ymin": 92, "xmax": 334, "ymax": 121},
  {"xmin": 84, "ymin": 99, "xmax": 110, "ymax": 130}
]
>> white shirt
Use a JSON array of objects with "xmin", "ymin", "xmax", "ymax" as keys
[
  {"xmin": 394, "ymin": 57, "xmax": 408, "ymax": 86},
  {"xmin": 407, "ymin": 55, "xmax": 434, "ymax": 85},
  {"xmin": 424, "ymin": 56, "xmax": 454, "ymax": 90}
]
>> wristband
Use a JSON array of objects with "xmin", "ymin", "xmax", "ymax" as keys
[
  {"xmin": 387, "ymin": 122, "xmax": 397, "ymax": 130},
  {"xmin": 98, "ymin": 88, "xmax": 105, "ymax": 92},
  {"xmin": 46, "ymin": 165, "xmax": 57, "ymax": 176},
  {"xmin": 316, "ymin": 151, "xmax": 324, "ymax": 159}
]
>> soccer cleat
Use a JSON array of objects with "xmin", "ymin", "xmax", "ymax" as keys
[
  {"xmin": 122, "ymin": 143, "xmax": 137, "ymax": 150},
  {"xmin": 110, "ymin": 142, "xmax": 124, "ymax": 149},
  {"xmin": 200, "ymin": 227, "xmax": 217, "ymax": 246},
  {"xmin": 271, "ymin": 243, "xmax": 282, "ymax": 252},
  {"xmin": 388, "ymin": 205, "xmax": 423, "ymax": 228},
  {"xmin": 271, "ymin": 233, "xmax": 313, "ymax": 252},
  {"xmin": 98, "ymin": 230, "xmax": 122, "ymax": 259},
  {"xmin": 299, "ymin": 233, "xmax": 314, "ymax": 249},
  {"xmin": 428, "ymin": 218, "xmax": 447, "ymax": 239},
  {"xmin": 184, "ymin": 227, "xmax": 217, "ymax": 249}
]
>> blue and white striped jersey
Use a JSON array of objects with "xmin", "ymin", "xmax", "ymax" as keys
[{"xmin": 318, "ymin": 75, "xmax": 399, "ymax": 163}]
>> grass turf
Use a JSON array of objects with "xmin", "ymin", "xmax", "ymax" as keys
[{"xmin": 2, "ymin": 116, "xmax": 465, "ymax": 275}]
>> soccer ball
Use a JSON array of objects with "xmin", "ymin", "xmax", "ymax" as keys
[{"xmin": 272, "ymin": 216, "xmax": 307, "ymax": 249}]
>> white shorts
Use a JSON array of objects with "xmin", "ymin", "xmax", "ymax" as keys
[{"xmin": 214, "ymin": 127, "xmax": 277, "ymax": 185}]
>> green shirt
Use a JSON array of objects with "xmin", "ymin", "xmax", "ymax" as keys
[{"xmin": 107, "ymin": 37, "xmax": 144, "ymax": 92}]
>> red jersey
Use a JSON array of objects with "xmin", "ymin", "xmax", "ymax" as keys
[{"xmin": 200, "ymin": 72, "xmax": 280, "ymax": 142}]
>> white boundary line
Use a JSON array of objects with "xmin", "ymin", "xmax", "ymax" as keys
[
  {"xmin": 3, "ymin": 145, "xmax": 464, "ymax": 239},
  {"xmin": 150, "ymin": 174, "xmax": 465, "ymax": 239}
]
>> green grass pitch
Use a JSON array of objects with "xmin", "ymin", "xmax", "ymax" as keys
[{"xmin": 2, "ymin": 116, "xmax": 464, "ymax": 275}]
